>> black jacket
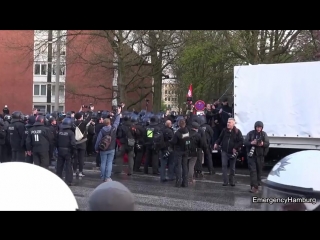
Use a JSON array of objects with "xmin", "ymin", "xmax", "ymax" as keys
[
  {"xmin": 189, "ymin": 129, "xmax": 205, "ymax": 157},
  {"xmin": 244, "ymin": 130, "xmax": 270, "ymax": 157},
  {"xmin": 200, "ymin": 123, "xmax": 214, "ymax": 146},
  {"xmin": 215, "ymin": 127, "xmax": 243, "ymax": 154},
  {"xmin": 57, "ymin": 128, "xmax": 77, "ymax": 154},
  {"xmin": 26, "ymin": 122, "xmax": 51, "ymax": 152},
  {"xmin": 132, "ymin": 123, "xmax": 146, "ymax": 144},
  {"xmin": 93, "ymin": 123, "xmax": 104, "ymax": 146},
  {"xmin": 8, "ymin": 119, "xmax": 25, "ymax": 151},
  {"xmin": 170, "ymin": 127, "xmax": 189, "ymax": 151},
  {"xmin": 144, "ymin": 122, "xmax": 163, "ymax": 148},
  {"xmin": 162, "ymin": 126, "xmax": 174, "ymax": 149},
  {"xmin": 49, "ymin": 124, "xmax": 58, "ymax": 146},
  {"xmin": 117, "ymin": 121, "xmax": 133, "ymax": 144}
]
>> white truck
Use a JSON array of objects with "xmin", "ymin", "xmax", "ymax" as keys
[{"xmin": 233, "ymin": 61, "xmax": 320, "ymax": 165}]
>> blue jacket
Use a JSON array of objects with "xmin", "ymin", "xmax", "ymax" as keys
[{"xmin": 95, "ymin": 115, "xmax": 120, "ymax": 151}]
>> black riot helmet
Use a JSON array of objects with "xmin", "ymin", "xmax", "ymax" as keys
[
  {"xmin": 26, "ymin": 116, "xmax": 36, "ymax": 127},
  {"xmin": 254, "ymin": 121, "xmax": 264, "ymax": 129},
  {"xmin": 45, "ymin": 114, "xmax": 51, "ymax": 120},
  {"xmin": 131, "ymin": 114, "xmax": 139, "ymax": 123},
  {"xmin": 12, "ymin": 111, "xmax": 23, "ymax": 120},
  {"xmin": 61, "ymin": 118, "xmax": 72, "ymax": 129},
  {"xmin": 101, "ymin": 111, "xmax": 110, "ymax": 119},
  {"xmin": 4, "ymin": 115, "xmax": 11, "ymax": 123}
]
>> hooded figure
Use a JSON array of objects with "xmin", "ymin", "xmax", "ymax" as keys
[{"xmin": 88, "ymin": 181, "xmax": 135, "ymax": 211}]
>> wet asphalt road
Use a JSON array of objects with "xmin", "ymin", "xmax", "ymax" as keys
[{"xmin": 50, "ymin": 157, "xmax": 271, "ymax": 211}]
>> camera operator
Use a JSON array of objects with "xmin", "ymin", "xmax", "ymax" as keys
[
  {"xmin": 244, "ymin": 121, "xmax": 270, "ymax": 193},
  {"xmin": 214, "ymin": 118, "xmax": 243, "ymax": 186}
]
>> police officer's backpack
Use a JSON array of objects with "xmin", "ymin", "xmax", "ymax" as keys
[
  {"xmin": 146, "ymin": 127, "xmax": 164, "ymax": 150},
  {"xmin": 187, "ymin": 131, "xmax": 198, "ymax": 157}
]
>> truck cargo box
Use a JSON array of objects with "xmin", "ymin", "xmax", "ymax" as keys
[{"xmin": 234, "ymin": 62, "xmax": 320, "ymax": 149}]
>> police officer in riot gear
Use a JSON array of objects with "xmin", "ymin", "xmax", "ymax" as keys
[
  {"xmin": 56, "ymin": 118, "xmax": 77, "ymax": 186},
  {"xmin": 131, "ymin": 114, "xmax": 146, "ymax": 173},
  {"xmin": 24, "ymin": 116, "xmax": 35, "ymax": 164},
  {"xmin": 244, "ymin": 121, "xmax": 270, "ymax": 193},
  {"xmin": 159, "ymin": 120, "xmax": 175, "ymax": 182},
  {"xmin": 8, "ymin": 111, "xmax": 26, "ymax": 161},
  {"xmin": 144, "ymin": 115, "xmax": 163, "ymax": 175},
  {"xmin": 26, "ymin": 115, "xmax": 52, "ymax": 168}
]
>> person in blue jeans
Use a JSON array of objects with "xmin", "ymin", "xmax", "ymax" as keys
[{"xmin": 95, "ymin": 107, "xmax": 121, "ymax": 182}]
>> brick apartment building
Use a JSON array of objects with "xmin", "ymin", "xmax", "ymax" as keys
[{"xmin": 0, "ymin": 30, "xmax": 153, "ymax": 114}]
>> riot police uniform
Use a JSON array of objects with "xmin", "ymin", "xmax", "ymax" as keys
[
  {"xmin": 132, "ymin": 115, "xmax": 146, "ymax": 172},
  {"xmin": 24, "ymin": 116, "xmax": 35, "ymax": 164},
  {"xmin": 8, "ymin": 111, "xmax": 26, "ymax": 161},
  {"xmin": 26, "ymin": 115, "xmax": 51, "ymax": 168},
  {"xmin": 56, "ymin": 118, "xmax": 77, "ymax": 186},
  {"xmin": 144, "ymin": 115, "xmax": 163, "ymax": 175}
]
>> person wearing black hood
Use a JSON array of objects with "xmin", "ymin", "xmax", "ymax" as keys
[
  {"xmin": 144, "ymin": 115, "xmax": 163, "ymax": 175},
  {"xmin": 24, "ymin": 116, "xmax": 36, "ymax": 164},
  {"xmin": 8, "ymin": 111, "xmax": 26, "ymax": 162},
  {"xmin": 244, "ymin": 121, "xmax": 270, "ymax": 193},
  {"xmin": 93, "ymin": 114, "xmax": 105, "ymax": 168},
  {"xmin": 26, "ymin": 115, "xmax": 52, "ymax": 168},
  {"xmin": 56, "ymin": 117, "xmax": 77, "ymax": 186}
]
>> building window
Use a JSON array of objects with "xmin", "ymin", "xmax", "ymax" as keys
[
  {"xmin": 168, "ymin": 97, "xmax": 171, "ymax": 101},
  {"xmin": 167, "ymin": 104, "xmax": 171, "ymax": 108},
  {"xmin": 165, "ymin": 90, "xmax": 167, "ymax": 94},
  {"xmin": 165, "ymin": 98, "xmax": 167, "ymax": 101},
  {"xmin": 33, "ymin": 84, "xmax": 46, "ymax": 96},
  {"xmin": 34, "ymin": 63, "xmax": 47, "ymax": 75},
  {"xmin": 52, "ymin": 106, "xmax": 64, "ymax": 112},
  {"xmin": 52, "ymin": 64, "xmax": 65, "ymax": 75},
  {"xmin": 33, "ymin": 105, "xmax": 46, "ymax": 114},
  {"xmin": 51, "ymin": 85, "xmax": 65, "ymax": 96}
]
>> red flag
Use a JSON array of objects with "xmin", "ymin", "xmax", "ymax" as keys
[{"xmin": 187, "ymin": 84, "xmax": 192, "ymax": 98}]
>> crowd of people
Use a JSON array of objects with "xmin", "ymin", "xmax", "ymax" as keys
[{"xmin": 0, "ymin": 98, "xmax": 269, "ymax": 193}]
